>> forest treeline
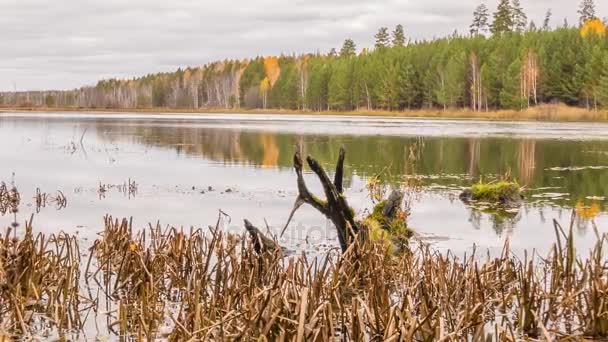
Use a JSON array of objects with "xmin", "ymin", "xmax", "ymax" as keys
[{"xmin": 1, "ymin": 0, "xmax": 608, "ymax": 112}]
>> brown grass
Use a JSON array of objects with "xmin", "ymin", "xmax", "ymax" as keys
[
  {"xmin": 1, "ymin": 212, "xmax": 607, "ymax": 340},
  {"xmin": 1, "ymin": 103, "xmax": 607, "ymax": 122}
]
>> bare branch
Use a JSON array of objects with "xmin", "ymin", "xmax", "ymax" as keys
[{"xmin": 334, "ymin": 146, "xmax": 345, "ymax": 194}]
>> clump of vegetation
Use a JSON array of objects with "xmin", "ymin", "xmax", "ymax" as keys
[
  {"xmin": 362, "ymin": 199, "xmax": 413, "ymax": 253},
  {"xmin": 460, "ymin": 180, "xmax": 523, "ymax": 207},
  {"xmin": 0, "ymin": 182, "xmax": 20, "ymax": 217},
  {"xmin": 0, "ymin": 216, "xmax": 87, "ymax": 336}
]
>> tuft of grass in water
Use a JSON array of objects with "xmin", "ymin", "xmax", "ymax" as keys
[{"xmin": 465, "ymin": 181, "xmax": 523, "ymax": 205}]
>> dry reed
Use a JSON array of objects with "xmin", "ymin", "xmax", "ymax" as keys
[{"xmin": 1, "ymin": 212, "xmax": 607, "ymax": 340}]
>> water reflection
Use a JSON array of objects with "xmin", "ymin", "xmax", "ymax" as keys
[
  {"xmin": 93, "ymin": 121, "xmax": 608, "ymax": 209},
  {"xmin": 1, "ymin": 113, "xmax": 608, "ymax": 254}
]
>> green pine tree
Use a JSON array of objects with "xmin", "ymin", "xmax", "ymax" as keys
[
  {"xmin": 500, "ymin": 59, "xmax": 525, "ymax": 110},
  {"xmin": 578, "ymin": 0, "xmax": 596, "ymax": 26},
  {"xmin": 511, "ymin": 0, "xmax": 527, "ymax": 32},
  {"xmin": 392, "ymin": 24, "xmax": 406, "ymax": 47},
  {"xmin": 491, "ymin": 0, "xmax": 514, "ymax": 35},
  {"xmin": 470, "ymin": 3, "xmax": 490, "ymax": 36},
  {"xmin": 374, "ymin": 27, "xmax": 390, "ymax": 49},
  {"xmin": 398, "ymin": 63, "xmax": 420, "ymax": 109},
  {"xmin": 340, "ymin": 39, "xmax": 357, "ymax": 58},
  {"xmin": 543, "ymin": 9, "xmax": 552, "ymax": 30},
  {"xmin": 596, "ymin": 56, "xmax": 608, "ymax": 108},
  {"xmin": 377, "ymin": 63, "xmax": 400, "ymax": 110}
]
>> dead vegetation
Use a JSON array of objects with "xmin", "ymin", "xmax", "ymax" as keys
[
  {"xmin": 0, "ymin": 216, "xmax": 89, "ymax": 336},
  {"xmin": 34, "ymin": 188, "xmax": 67, "ymax": 213},
  {"xmin": 97, "ymin": 178, "xmax": 138, "ymax": 199},
  {"xmin": 0, "ymin": 212, "xmax": 607, "ymax": 340},
  {"xmin": 0, "ymin": 183, "xmax": 20, "ymax": 218}
]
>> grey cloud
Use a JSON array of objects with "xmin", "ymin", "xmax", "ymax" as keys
[{"xmin": 0, "ymin": 0, "xmax": 606, "ymax": 91}]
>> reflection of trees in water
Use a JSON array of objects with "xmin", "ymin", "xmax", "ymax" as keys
[
  {"xmin": 468, "ymin": 209, "xmax": 482, "ymax": 230},
  {"xmin": 467, "ymin": 207, "xmax": 521, "ymax": 235},
  {"xmin": 261, "ymin": 134, "xmax": 279, "ymax": 167},
  {"xmin": 518, "ymin": 140, "xmax": 536, "ymax": 185},
  {"xmin": 467, "ymin": 138, "xmax": 480, "ymax": 177},
  {"xmin": 490, "ymin": 210, "xmax": 521, "ymax": 235},
  {"xmin": 575, "ymin": 201, "xmax": 601, "ymax": 233},
  {"xmin": 92, "ymin": 122, "xmax": 608, "ymax": 210}
]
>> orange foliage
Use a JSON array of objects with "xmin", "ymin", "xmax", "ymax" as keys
[
  {"xmin": 264, "ymin": 57, "xmax": 281, "ymax": 86},
  {"xmin": 580, "ymin": 19, "xmax": 606, "ymax": 37}
]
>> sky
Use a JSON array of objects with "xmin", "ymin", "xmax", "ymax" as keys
[{"xmin": 1, "ymin": 0, "xmax": 606, "ymax": 91}]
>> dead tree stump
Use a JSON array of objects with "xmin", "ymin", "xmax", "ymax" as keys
[{"xmin": 246, "ymin": 147, "xmax": 410, "ymax": 255}]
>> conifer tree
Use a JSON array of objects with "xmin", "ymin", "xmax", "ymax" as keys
[
  {"xmin": 598, "ymin": 56, "xmax": 608, "ymax": 108},
  {"xmin": 392, "ymin": 24, "xmax": 406, "ymax": 47},
  {"xmin": 374, "ymin": 27, "xmax": 390, "ymax": 49},
  {"xmin": 578, "ymin": 0, "xmax": 596, "ymax": 26},
  {"xmin": 470, "ymin": 3, "xmax": 490, "ymax": 36},
  {"xmin": 340, "ymin": 39, "xmax": 357, "ymax": 58},
  {"xmin": 511, "ymin": 0, "xmax": 527, "ymax": 32},
  {"xmin": 491, "ymin": 0, "xmax": 513, "ymax": 35},
  {"xmin": 500, "ymin": 59, "xmax": 525, "ymax": 109},
  {"xmin": 543, "ymin": 9, "xmax": 552, "ymax": 30}
]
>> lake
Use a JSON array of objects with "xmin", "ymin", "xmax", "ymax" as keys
[{"xmin": 2, "ymin": 111, "xmax": 608, "ymax": 256}]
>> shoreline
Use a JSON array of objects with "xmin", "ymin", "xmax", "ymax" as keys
[{"xmin": 1, "ymin": 104, "xmax": 607, "ymax": 122}]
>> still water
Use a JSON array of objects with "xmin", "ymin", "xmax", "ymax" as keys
[{"xmin": 1, "ymin": 112, "xmax": 608, "ymax": 255}]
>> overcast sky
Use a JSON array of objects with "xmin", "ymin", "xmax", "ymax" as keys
[{"xmin": 1, "ymin": 0, "xmax": 606, "ymax": 91}]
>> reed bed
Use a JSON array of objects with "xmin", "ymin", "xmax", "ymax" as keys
[
  {"xmin": 0, "ymin": 216, "xmax": 89, "ymax": 336},
  {"xmin": 1, "ymin": 213, "xmax": 607, "ymax": 340}
]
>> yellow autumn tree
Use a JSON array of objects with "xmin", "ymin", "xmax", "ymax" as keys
[
  {"xmin": 263, "ymin": 57, "xmax": 281, "ymax": 86},
  {"xmin": 260, "ymin": 77, "xmax": 271, "ymax": 109},
  {"xmin": 580, "ymin": 19, "xmax": 606, "ymax": 38}
]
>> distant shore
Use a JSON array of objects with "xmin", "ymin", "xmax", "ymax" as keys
[{"xmin": 1, "ymin": 104, "xmax": 607, "ymax": 122}]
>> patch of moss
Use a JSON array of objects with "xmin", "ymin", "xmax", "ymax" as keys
[
  {"xmin": 362, "ymin": 217, "xmax": 389, "ymax": 246},
  {"xmin": 462, "ymin": 181, "xmax": 523, "ymax": 206},
  {"xmin": 311, "ymin": 194, "xmax": 327, "ymax": 207},
  {"xmin": 363, "ymin": 201, "xmax": 413, "ymax": 245},
  {"xmin": 368, "ymin": 201, "xmax": 388, "ymax": 229}
]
